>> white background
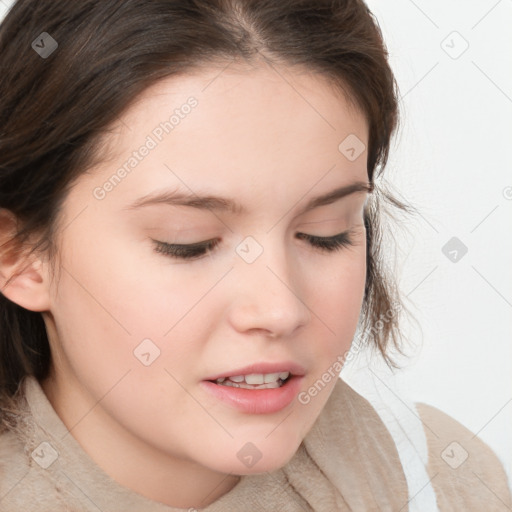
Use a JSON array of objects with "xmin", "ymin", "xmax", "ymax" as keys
[
  {"xmin": 345, "ymin": 0, "xmax": 512, "ymax": 491},
  {"xmin": 2, "ymin": 0, "xmax": 511, "ymax": 489}
]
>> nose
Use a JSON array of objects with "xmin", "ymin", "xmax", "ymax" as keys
[{"xmin": 226, "ymin": 238, "xmax": 311, "ymax": 339}]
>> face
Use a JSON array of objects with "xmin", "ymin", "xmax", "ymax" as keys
[{"xmin": 39, "ymin": 60, "xmax": 370, "ymax": 503}]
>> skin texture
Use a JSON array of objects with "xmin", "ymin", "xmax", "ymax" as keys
[{"xmin": 1, "ymin": 60, "xmax": 370, "ymax": 508}]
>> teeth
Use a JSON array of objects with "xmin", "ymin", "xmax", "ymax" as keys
[
  {"xmin": 214, "ymin": 371, "xmax": 291, "ymax": 387},
  {"xmin": 219, "ymin": 380, "xmax": 281, "ymax": 390},
  {"xmin": 245, "ymin": 374, "xmax": 264, "ymax": 385}
]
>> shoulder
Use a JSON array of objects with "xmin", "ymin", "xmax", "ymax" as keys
[
  {"xmin": 0, "ymin": 426, "xmax": 81, "ymax": 512},
  {"xmin": 0, "ymin": 427, "xmax": 40, "ymax": 510},
  {"xmin": 415, "ymin": 402, "xmax": 512, "ymax": 511},
  {"xmin": 0, "ymin": 391, "xmax": 72, "ymax": 512},
  {"xmin": 295, "ymin": 378, "xmax": 410, "ymax": 509},
  {"xmin": 0, "ymin": 394, "xmax": 34, "ymax": 503}
]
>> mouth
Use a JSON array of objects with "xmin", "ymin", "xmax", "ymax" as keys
[
  {"xmin": 207, "ymin": 371, "xmax": 292, "ymax": 390},
  {"xmin": 200, "ymin": 364, "xmax": 305, "ymax": 414}
]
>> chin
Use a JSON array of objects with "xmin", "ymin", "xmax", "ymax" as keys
[
  {"xmin": 233, "ymin": 452, "xmax": 298, "ymax": 475},
  {"xmin": 202, "ymin": 434, "xmax": 303, "ymax": 476}
]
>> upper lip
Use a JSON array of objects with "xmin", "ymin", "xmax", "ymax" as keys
[{"xmin": 204, "ymin": 361, "xmax": 307, "ymax": 381}]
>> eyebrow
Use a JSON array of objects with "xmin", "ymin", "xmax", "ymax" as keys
[{"xmin": 124, "ymin": 181, "xmax": 374, "ymax": 216}]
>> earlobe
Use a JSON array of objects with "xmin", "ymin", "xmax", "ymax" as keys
[{"xmin": 0, "ymin": 209, "xmax": 51, "ymax": 312}]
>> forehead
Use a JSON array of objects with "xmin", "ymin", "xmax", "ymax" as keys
[
  {"xmin": 77, "ymin": 61, "xmax": 370, "ymax": 218},
  {"xmin": 100, "ymin": 60, "xmax": 368, "ymax": 162}
]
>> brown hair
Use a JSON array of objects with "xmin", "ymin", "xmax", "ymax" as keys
[{"xmin": 0, "ymin": 0, "xmax": 416, "ymax": 408}]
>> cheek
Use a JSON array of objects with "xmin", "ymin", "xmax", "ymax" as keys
[
  {"xmin": 56, "ymin": 220, "xmax": 203, "ymax": 329},
  {"xmin": 47, "ymin": 238, "xmax": 205, "ymax": 448},
  {"xmin": 49, "ymin": 227, "xmax": 220, "ymax": 381},
  {"xmin": 293, "ymin": 250, "xmax": 366, "ymax": 433},
  {"xmin": 305, "ymin": 246, "xmax": 367, "ymax": 364},
  {"xmin": 311, "ymin": 244, "xmax": 367, "ymax": 323}
]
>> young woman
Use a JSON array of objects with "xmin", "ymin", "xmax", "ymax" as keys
[{"xmin": 0, "ymin": 1, "xmax": 510, "ymax": 510}]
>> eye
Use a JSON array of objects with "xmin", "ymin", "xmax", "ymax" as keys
[
  {"xmin": 152, "ymin": 238, "xmax": 220, "ymax": 261},
  {"xmin": 152, "ymin": 230, "xmax": 356, "ymax": 261},
  {"xmin": 296, "ymin": 231, "xmax": 355, "ymax": 252}
]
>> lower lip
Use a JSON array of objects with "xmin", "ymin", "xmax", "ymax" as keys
[{"xmin": 200, "ymin": 375, "xmax": 304, "ymax": 414}]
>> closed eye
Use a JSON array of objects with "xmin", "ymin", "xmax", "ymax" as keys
[{"xmin": 152, "ymin": 229, "xmax": 356, "ymax": 261}]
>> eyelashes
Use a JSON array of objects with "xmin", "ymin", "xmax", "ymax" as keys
[
  {"xmin": 152, "ymin": 230, "xmax": 356, "ymax": 261},
  {"xmin": 154, "ymin": 238, "xmax": 221, "ymax": 260},
  {"xmin": 295, "ymin": 232, "xmax": 354, "ymax": 252}
]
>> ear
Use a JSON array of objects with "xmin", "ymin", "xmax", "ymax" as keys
[{"xmin": 0, "ymin": 209, "xmax": 52, "ymax": 312}]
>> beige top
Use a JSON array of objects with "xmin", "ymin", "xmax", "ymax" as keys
[{"xmin": 0, "ymin": 374, "xmax": 510, "ymax": 511}]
